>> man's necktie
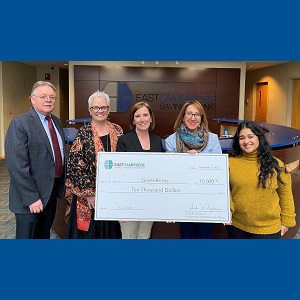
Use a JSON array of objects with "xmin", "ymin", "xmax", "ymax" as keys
[{"xmin": 45, "ymin": 116, "xmax": 63, "ymax": 177}]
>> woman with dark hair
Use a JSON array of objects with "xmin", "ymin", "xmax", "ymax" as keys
[
  {"xmin": 165, "ymin": 100, "xmax": 222, "ymax": 239},
  {"xmin": 225, "ymin": 120, "xmax": 296, "ymax": 239},
  {"xmin": 116, "ymin": 101, "xmax": 164, "ymax": 239}
]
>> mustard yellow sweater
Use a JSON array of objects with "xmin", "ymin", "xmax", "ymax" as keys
[{"xmin": 229, "ymin": 152, "xmax": 296, "ymax": 234}]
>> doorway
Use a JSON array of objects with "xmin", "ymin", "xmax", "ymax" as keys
[
  {"xmin": 255, "ymin": 82, "xmax": 268, "ymax": 122},
  {"xmin": 292, "ymin": 79, "xmax": 300, "ymax": 130}
]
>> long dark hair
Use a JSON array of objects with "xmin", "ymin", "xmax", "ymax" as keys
[{"xmin": 229, "ymin": 120, "xmax": 285, "ymax": 188}]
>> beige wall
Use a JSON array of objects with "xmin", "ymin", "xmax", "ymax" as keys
[
  {"xmin": 1, "ymin": 62, "xmax": 36, "ymax": 157},
  {"xmin": 0, "ymin": 62, "xmax": 3, "ymax": 157},
  {"xmin": 245, "ymin": 62, "xmax": 300, "ymax": 126},
  {"xmin": 0, "ymin": 62, "xmax": 61, "ymax": 157}
]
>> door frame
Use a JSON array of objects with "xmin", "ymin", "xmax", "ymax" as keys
[{"xmin": 254, "ymin": 82, "xmax": 268, "ymax": 123}]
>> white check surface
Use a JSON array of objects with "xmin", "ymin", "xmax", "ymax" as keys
[{"xmin": 95, "ymin": 152, "xmax": 230, "ymax": 223}]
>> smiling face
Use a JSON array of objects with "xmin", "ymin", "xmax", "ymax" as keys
[
  {"xmin": 238, "ymin": 127, "xmax": 259, "ymax": 153},
  {"xmin": 31, "ymin": 85, "xmax": 56, "ymax": 116},
  {"xmin": 183, "ymin": 104, "xmax": 202, "ymax": 132},
  {"xmin": 89, "ymin": 96, "xmax": 110, "ymax": 122},
  {"xmin": 133, "ymin": 105, "xmax": 152, "ymax": 132}
]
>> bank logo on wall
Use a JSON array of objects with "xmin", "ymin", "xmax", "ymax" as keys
[
  {"xmin": 103, "ymin": 82, "xmax": 134, "ymax": 113},
  {"xmin": 103, "ymin": 82, "xmax": 216, "ymax": 112}
]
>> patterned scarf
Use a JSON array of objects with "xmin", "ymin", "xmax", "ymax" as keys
[
  {"xmin": 64, "ymin": 121, "xmax": 123, "ymax": 231},
  {"xmin": 176, "ymin": 123, "xmax": 208, "ymax": 153}
]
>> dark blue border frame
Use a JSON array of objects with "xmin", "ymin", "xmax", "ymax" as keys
[{"xmin": 2, "ymin": 2, "xmax": 300, "ymax": 298}]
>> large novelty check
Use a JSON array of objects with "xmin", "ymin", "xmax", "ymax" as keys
[{"xmin": 95, "ymin": 152, "xmax": 230, "ymax": 223}]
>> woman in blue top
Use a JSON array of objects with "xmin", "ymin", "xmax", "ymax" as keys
[{"xmin": 165, "ymin": 100, "xmax": 222, "ymax": 239}]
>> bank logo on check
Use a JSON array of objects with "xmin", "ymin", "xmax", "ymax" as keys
[{"xmin": 104, "ymin": 160, "xmax": 114, "ymax": 169}]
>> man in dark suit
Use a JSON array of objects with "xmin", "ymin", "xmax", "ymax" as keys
[{"xmin": 5, "ymin": 81, "xmax": 66, "ymax": 239}]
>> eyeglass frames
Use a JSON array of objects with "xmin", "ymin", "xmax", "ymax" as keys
[
  {"xmin": 89, "ymin": 106, "xmax": 109, "ymax": 113},
  {"xmin": 185, "ymin": 111, "xmax": 202, "ymax": 118},
  {"xmin": 33, "ymin": 95, "xmax": 56, "ymax": 101}
]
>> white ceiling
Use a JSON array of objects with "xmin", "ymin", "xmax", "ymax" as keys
[
  {"xmin": 245, "ymin": 61, "xmax": 288, "ymax": 71},
  {"xmin": 20, "ymin": 61, "xmax": 288, "ymax": 72}
]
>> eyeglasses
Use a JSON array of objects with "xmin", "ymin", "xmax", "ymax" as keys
[
  {"xmin": 185, "ymin": 112, "xmax": 202, "ymax": 118},
  {"xmin": 33, "ymin": 95, "xmax": 56, "ymax": 101},
  {"xmin": 89, "ymin": 106, "xmax": 109, "ymax": 112}
]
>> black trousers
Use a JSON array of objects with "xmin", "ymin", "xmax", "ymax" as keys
[
  {"xmin": 226, "ymin": 225, "xmax": 281, "ymax": 239},
  {"xmin": 15, "ymin": 178, "xmax": 60, "ymax": 239},
  {"xmin": 180, "ymin": 222, "xmax": 215, "ymax": 239}
]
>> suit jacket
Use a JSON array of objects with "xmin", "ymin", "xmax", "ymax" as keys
[
  {"xmin": 5, "ymin": 108, "xmax": 67, "ymax": 214},
  {"xmin": 116, "ymin": 130, "xmax": 163, "ymax": 152}
]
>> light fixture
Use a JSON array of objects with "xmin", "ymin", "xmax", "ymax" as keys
[{"xmin": 140, "ymin": 61, "xmax": 180, "ymax": 66}]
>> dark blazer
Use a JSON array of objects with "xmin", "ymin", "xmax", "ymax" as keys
[
  {"xmin": 116, "ymin": 130, "xmax": 163, "ymax": 153},
  {"xmin": 5, "ymin": 108, "xmax": 66, "ymax": 214}
]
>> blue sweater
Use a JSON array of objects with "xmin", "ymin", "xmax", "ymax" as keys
[{"xmin": 165, "ymin": 132, "xmax": 222, "ymax": 154}]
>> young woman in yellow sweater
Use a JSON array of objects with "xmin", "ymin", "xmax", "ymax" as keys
[{"xmin": 225, "ymin": 121, "xmax": 296, "ymax": 239}]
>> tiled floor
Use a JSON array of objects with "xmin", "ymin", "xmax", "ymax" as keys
[
  {"xmin": 293, "ymin": 226, "xmax": 300, "ymax": 239},
  {"xmin": 0, "ymin": 159, "xmax": 60, "ymax": 239}
]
